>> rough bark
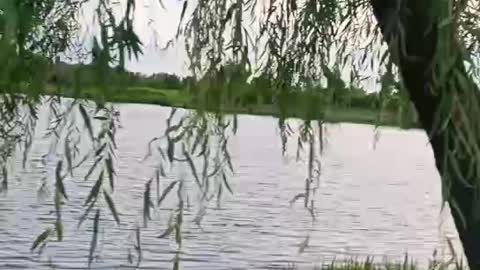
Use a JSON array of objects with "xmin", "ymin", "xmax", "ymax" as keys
[{"xmin": 370, "ymin": 1, "xmax": 480, "ymax": 269}]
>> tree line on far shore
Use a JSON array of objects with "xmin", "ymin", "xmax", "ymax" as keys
[{"xmin": 49, "ymin": 60, "xmax": 408, "ymax": 115}]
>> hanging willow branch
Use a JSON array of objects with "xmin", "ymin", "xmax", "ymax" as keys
[{"xmin": 2, "ymin": 0, "xmax": 480, "ymax": 268}]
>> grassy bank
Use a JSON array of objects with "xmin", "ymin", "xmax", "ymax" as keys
[
  {"xmin": 283, "ymin": 251, "xmax": 466, "ymax": 270},
  {"xmin": 285, "ymin": 259, "xmax": 465, "ymax": 270},
  {"xmin": 47, "ymin": 86, "xmax": 418, "ymax": 128}
]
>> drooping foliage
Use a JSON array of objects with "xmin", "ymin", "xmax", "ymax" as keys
[{"xmin": 2, "ymin": 0, "xmax": 480, "ymax": 268}]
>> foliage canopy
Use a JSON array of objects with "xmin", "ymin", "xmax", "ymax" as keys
[{"xmin": 1, "ymin": 0, "xmax": 480, "ymax": 268}]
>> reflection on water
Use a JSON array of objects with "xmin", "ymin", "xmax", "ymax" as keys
[{"xmin": 0, "ymin": 103, "xmax": 460, "ymax": 269}]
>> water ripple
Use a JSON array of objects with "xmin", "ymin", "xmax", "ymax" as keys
[{"xmin": 0, "ymin": 104, "xmax": 461, "ymax": 269}]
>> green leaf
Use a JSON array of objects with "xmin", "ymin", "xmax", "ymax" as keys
[
  {"xmin": 233, "ymin": 115, "xmax": 238, "ymax": 134},
  {"xmin": 73, "ymin": 153, "xmax": 90, "ymax": 170},
  {"xmin": 173, "ymin": 252, "xmax": 180, "ymax": 270},
  {"xmin": 207, "ymin": 163, "xmax": 223, "ymax": 178},
  {"xmin": 93, "ymin": 116, "xmax": 108, "ymax": 120},
  {"xmin": 222, "ymin": 171, "xmax": 233, "ymax": 194},
  {"xmin": 55, "ymin": 160, "xmax": 68, "ymax": 200},
  {"xmin": 223, "ymin": 3, "xmax": 238, "ymax": 24},
  {"xmin": 156, "ymin": 170, "xmax": 160, "ymax": 202},
  {"xmin": 191, "ymin": 133, "xmax": 203, "ymax": 155},
  {"xmin": 197, "ymin": 136, "xmax": 209, "ymax": 157},
  {"xmin": 143, "ymin": 179, "xmax": 153, "ymax": 227},
  {"xmin": 54, "ymin": 191, "xmax": 63, "ymax": 231},
  {"xmin": 171, "ymin": 129, "xmax": 186, "ymax": 143},
  {"xmin": 157, "ymin": 146, "xmax": 167, "ymax": 161},
  {"xmin": 201, "ymin": 152, "xmax": 209, "ymax": 185},
  {"xmin": 143, "ymin": 137, "xmax": 160, "ymax": 161},
  {"xmin": 289, "ymin": 193, "xmax": 306, "ymax": 206},
  {"xmin": 95, "ymin": 143, "xmax": 107, "ymax": 157},
  {"xmin": 183, "ymin": 147, "xmax": 201, "ymax": 188},
  {"xmin": 88, "ymin": 209, "xmax": 100, "ymax": 268},
  {"xmin": 179, "ymin": 1, "xmax": 188, "ymax": 24},
  {"xmin": 79, "ymin": 104, "xmax": 94, "ymax": 142},
  {"xmin": 64, "ymin": 137, "xmax": 73, "ymax": 176},
  {"xmin": 193, "ymin": 206, "xmax": 207, "ymax": 225},
  {"xmin": 224, "ymin": 146, "xmax": 234, "ymax": 173},
  {"xmin": 127, "ymin": 248, "xmax": 134, "ymax": 265},
  {"xmin": 31, "ymin": 228, "xmax": 52, "ymax": 251},
  {"xmin": 105, "ymin": 157, "xmax": 115, "ymax": 191},
  {"xmin": 216, "ymin": 181, "xmax": 223, "ymax": 207},
  {"xmin": 157, "ymin": 180, "xmax": 178, "ymax": 206},
  {"xmin": 167, "ymin": 139, "xmax": 175, "ymax": 162},
  {"xmin": 159, "ymin": 162, "xmax": 166, "ymax": 177},
  {"xmin": 175, "ymin": 222, "xmax": 182, "ymax": 246},
  {"xmin": 78, "ymin": 199, "xmax": 97, "ymax": 228},
  {"xmin": 135, "ymin": 225, "xmax": 141, "ymax": 253},
  {"xmin": 1, "ymin": 166, "xmax": 8, "ymax": 193},
  {"xmin": 298, "ymin": 235, "xmax": 309, "ymax": 254},
  {"xmin": 450, "ymin": 198, "xmax": 467, "ymax": 230},
  {"xmin": 157, "ymin": 0, "xmax": 166, "ymax": 10},
  {"xmin": 104, "ymin": 190, "xmax": 120, "ymax": 225},
  {"xmin": 84, "ymin": 156, "xmax": 103, "ymax": 181},
  {"xmin": 55, "ymin": 220, "xmax": 63, "ymax": 241},
  {"xmin": 448, "ymin": 152, "xmax": 472, "ymax": 188},
  {"xmin": 108, "ymin": 130, "xmax": 117, "ymax": 149},
  {"xmin": 157, "ymin": 225, "xmax": 175, "ymax": 238},
  {"xmin": 85, "ymin": 171, "xmax": 103, "ymax": 206}
]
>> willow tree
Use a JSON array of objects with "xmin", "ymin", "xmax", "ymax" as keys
[{"xmin": 2, "ymin": 0, "xmax": 480, "ymax": 269}]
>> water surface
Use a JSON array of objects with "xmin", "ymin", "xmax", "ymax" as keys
[{"xmin": 0, "ymin": 103, "xmax": 460, "ymax": 269}]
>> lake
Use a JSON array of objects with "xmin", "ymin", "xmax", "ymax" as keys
[{"xmin": 0, "ymin": 103, "xmax": 462, "ymax": 269}]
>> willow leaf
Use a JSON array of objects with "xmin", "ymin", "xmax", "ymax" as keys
[
  {"xmin": 95, "ymin": 143, "xmax": 107, "ymax": 157},
  {"xmin": 84, "ymin": 156, "xmax": 103, "ymax": 182},
  {"xmin": 78, "ymin": 199, "xmax": 97, "ymax": 228},
  {"xmin": 222, "ymin": 171, "xmax": 233, "ymax": 194},
  {"xmin": 55, "ymin": 220, "xmax": 63, "ymax": 241},
  {"xmin": 55, "ymin": 160, "xmax": 67, "ymax": 200},
  {"xmin": 157, "ymin": 225, "xmax": 175, "ymax": 239},
  {"xmin": 157, "ymin": 180, "xmax": 178, "ymax": 206},
  {"xmin": 31, "ymin": 228, "xmax": 52, "ymax": 251},
  {"xmin": 143, "ymin": 179, "xmax": 153, "ymax": 227},
  {"xmin": 88, "ymin": 209, "xmax": 100, "ymax": 268},
  {"xmin": 183, "ymin": 147, "xmax": 201, "ymax": 188},
  {"xmin": 103, "ymin": 190, "xmax": 120, "ymax": 225},
  {"xmin": 79, "ymin": 104, "xmax": 94, "ymax": 142},
  {"xmin": 105, "ymin": 157, "xmax": 115, "ymax": 191},
  {"xmin": 85, "ymin": 171, "xmax": 103, "ymax": 206},
  {"xmin": 64, "ymin": 137, "xmax": 73, "ymax": 176}
]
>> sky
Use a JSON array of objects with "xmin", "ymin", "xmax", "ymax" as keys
[
  {"xmin": 124, "ymin": 0, "xmax": 188, "ymax": 75},
  {"xmin": 76, "ymin": 0, "xmax": 188, "ymax": 76},
  {"xmin": 76, "ymin": 0, "xmax": 381, "ymax": 91}
]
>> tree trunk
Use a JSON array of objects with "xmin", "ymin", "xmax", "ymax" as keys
[{"xmin": 370, "ymin": 1, "xmax": 480, "ymax": 269}]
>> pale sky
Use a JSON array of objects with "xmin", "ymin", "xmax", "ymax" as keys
[
  {"xmin": 77, "ymin": 0, "xmax": 381, "ymax": 91},
  {"xmin": 124, "ymin": 0, "xmax": 188, "ymax": 75},
  {"xmin": 76, "ymin": 0, "xmax": 188, "ymax": 75}
]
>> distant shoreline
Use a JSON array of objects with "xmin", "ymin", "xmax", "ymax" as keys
[{"xmin": 46, "ymin": 86, "xmax": 420, "ymax": 129}]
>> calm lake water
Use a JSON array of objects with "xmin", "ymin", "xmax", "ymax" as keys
[{"xmin": 0, "ymin": 103, "xmax": 462, "ymax": 269}]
